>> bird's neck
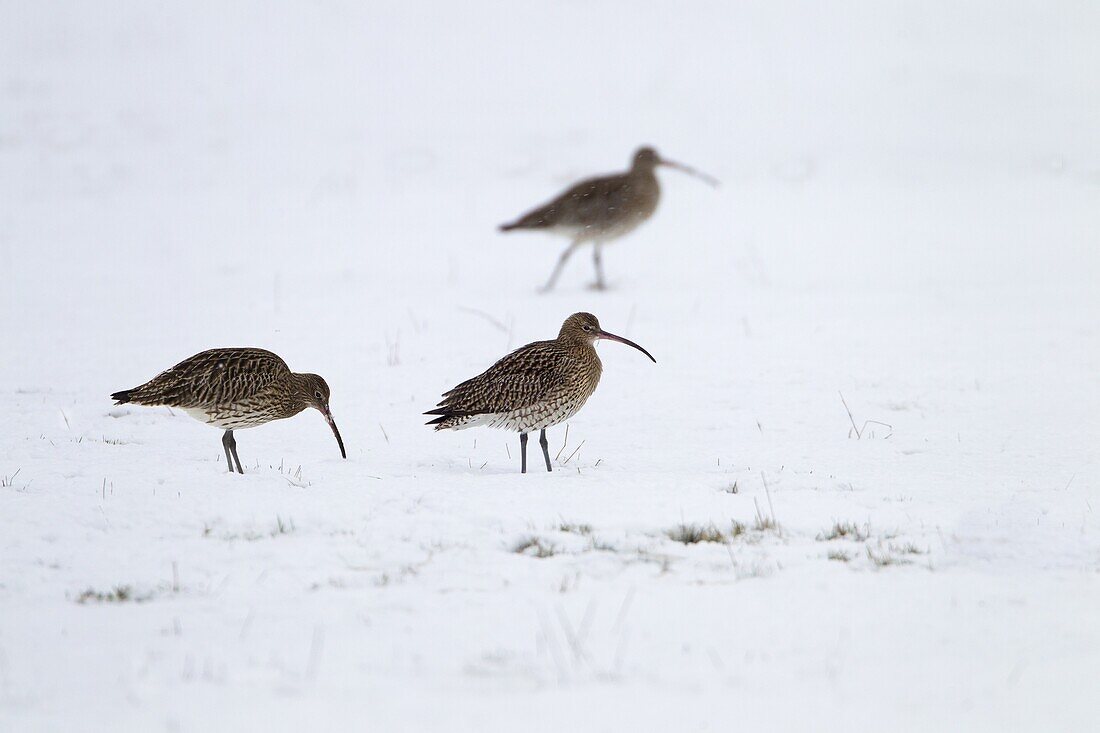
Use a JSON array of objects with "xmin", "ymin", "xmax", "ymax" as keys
[
  {"xmin": 283, "ymin": 373, "xmax": 313, "ymax": 412},
  {"xmin": 559, "ymin": 338, "xmax": 600, "ymax": 365}
]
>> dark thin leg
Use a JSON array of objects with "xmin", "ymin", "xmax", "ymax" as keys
[
  {"xmin": 222, "ymin": 430, "xmax": 236, "ymax": 473},
  {"xmin": 230, "ymin": 438, "xmax": 244, "ymax": 474},
  {"xmin": 591, "ymin": 243, "xmax": 606, "ymax": 290},
  {"xmin": 539, "ymin": 429, "xmax": 552, "ymax": 472},
  {"xmin": 519, "ymin": 432, "xmax": 528, "ymax": 474},
  {"xmin": 222, "ymin": 429, "xmax": 243, "ymax": 474},
  {"xmin": 541, "ymin": 239, "xmax": 581, "ymax": 292}
]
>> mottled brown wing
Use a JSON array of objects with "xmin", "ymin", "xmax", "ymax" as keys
[
  {"xmin": 432, "ymin": 341, "xmax": 570, "ymax": 417},
  {"xmin": 126, "ymin": 348, "xmax": 289, "ymax": 408},
  {"xmin": 563, "ymin": 174, "xmax": 637, "ymax": 227},
  {"xmin": 504, "ymin": 173, "xmax": 633, "ymax": 230}
]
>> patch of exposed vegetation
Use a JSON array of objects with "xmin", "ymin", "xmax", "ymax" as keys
[
  {"xmin": 636, "ymin": 549, "xmax": 674, "ymax": 573},
  {"xmin": 816, "ymin": 521, "xmax": 869, "ymax": 542},
  {"xmin": 666, "ymin": 523, "xmax": 727, "ymax": 544},
  {"xmin": 374, "ymin": 564, "xmax": 422, "ymax": 586},
  {"xmin": 557, "ymin": 521, "xmax": 593, "ymax": 536},
  {"xmin": 271, "ymin": 515, "xmax": 294, "ymax": 536},
  {"xmin": 889, "ymin": 542, "xmax": 925, "ymax": 556},
  {"xmin": 75, "ymin": 585, "xmax": 153, "ymax": 604},
  {"xmin": 752, "ymin": 513, "xmax": 777, "ymax": 532},
  {"xmin": 203, "ymin": 516, "xmax": 296, "ymax": 541},
  {"xmin": 513, "ymin": 536, "xmax": 557, "ymax": 558},
  {"xmin": 866, "ymin": 546, "xmax": 912, "ymax": 568},
  {"xmin": 274, "ymin": 460, "xmax": 310, "ymax": 488},
  {"xmin": 587, "ymin": 537, "xmax": 618, "ymax": 552},
  {"xmin": 827, "ymin": 550, "xmax": 851, "ymax": 562},
  {"xmin": 751, "ymin": 489, "xmax": 781, "ymax": 535}
]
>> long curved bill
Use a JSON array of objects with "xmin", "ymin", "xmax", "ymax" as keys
[
  {"xmin": 323, "ymin": 406, "xmax": 347, "ymax": 459},
  {"xmin": 659, "ymin": 157, "xmax": 720, "ymax": 187},
  {"xmin": 596, "ymin": 329, "xmax": 657, "ymax": 363}
]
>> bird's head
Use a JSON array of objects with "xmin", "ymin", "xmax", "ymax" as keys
[
  {"xmin": 632, "ymin": 146, "xmax": 661, "ymax": 171},
  {"xmin": 299, "ymin": 373, "xmax": 346, "ymax": 459},
  {"xmin": 632, "ymin": 145, "xmax": 719, "ymax": 187},
  {"xmin": 559, "ymin": 312, "xmax": 656, "ymax": 363}
]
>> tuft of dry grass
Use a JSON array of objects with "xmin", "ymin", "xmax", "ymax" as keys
[
  {"xmin": 667, "ymin": 523, "xmax": 727, "ymax": 544},
  {"xmin": 816, "ymin": 521, "xmax": 870, "ymax": 542},
  {"xmin": 753, "ymin": 473, "xmax": 781, "ymax": 535},
  {"xmin": 557, "ymin": 521, "xmax": 592, "ymax": 536},
  {"xmin": 866, "ymin": 546, "xmax": 911, "ymax": 568},
  {"xmin": 76, "ymin": 585, "xmax": 150, "ymax": 604},
  {"xmin": 513, "ymin": 536, "xmax": 557, "ymax": 558},
  {"xmin": 203, "ymin": 516, "xmax": 296, "ymax": 541},
  {"xmin": 272, "ymin": 515, "xmax": 294, "ymax": 536},
  {"xmin": 889, "ymin": 542, "xmax": 925, "ymax": 556},
  {"xmin": 752, "ymin": 512, "xmax": 777, "ymax": 532},
  {"xmin": 587, "ymin": 537, "xmax": 617, "ymax": 552}
]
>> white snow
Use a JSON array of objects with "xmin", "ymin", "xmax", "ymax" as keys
[{"xmin": 1, "ymin": 2, "xmax": 1099, "ymax": 731}]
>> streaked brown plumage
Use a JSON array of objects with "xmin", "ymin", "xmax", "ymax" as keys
[
  {"xmin": 111, "ymin": 347, "xmax": 346, "ymax": 473},
  {"xmin": 426, "ymin": 313, "xmax": 656, "ymax": 473},
  {"xmin": 500, "ymin": 146, "xmax": 718, "ymax": 291}
]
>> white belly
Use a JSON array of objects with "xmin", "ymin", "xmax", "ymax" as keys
[{"xmin": 183, "ymin": 407, "xmax": 269, "ymax": 430}]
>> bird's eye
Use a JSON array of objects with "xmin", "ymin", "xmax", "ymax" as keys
[
  {"xmin": 582, "ymin": 325, "xmax": 592, "ymax": 332},
  {"xmin": 315, "ymin": 390, "xmax": 323, "ymax": 399}
]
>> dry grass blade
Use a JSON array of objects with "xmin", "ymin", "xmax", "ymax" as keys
[
  {"xmin": 563, "ymin": 440, "xmax": 585, "ymax": 465},
  {"xmin": 555, "ymin": 424, "xmax": 570, "ymax": 461},
  {"xmin": 839, "ymin": 391, "xmax": 893, "ymax": 439}
]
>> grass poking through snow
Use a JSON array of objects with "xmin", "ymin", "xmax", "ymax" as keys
[
  {"xmin": 866, "ymin": 546, "xmax": 912, "ymax": 568},
  {"xmin": 817, "ymin": 521, "xmax": 870, "ymax": 542},
  {"xmin": 666, "ymin": 523, "xmax": 727, "ymax": 544},
  {"xmin": 513, "ymin": 536, "xmax": 557, "ymax": 558},
  {"xmin": 557, "ymin": 521, "xmax": 592, "ymax": 536},
  {"xmin": 202, "ymin": 516, "xmax": 296, "ymax": 541},
  {"xmin": 75, "ymin": 585, "xmax": 157, "ymax": 604}
]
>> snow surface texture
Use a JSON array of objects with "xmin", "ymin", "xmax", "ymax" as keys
[{"xmin": 2, "ymin": 2, "xmax": 1099, "ymax": 731}]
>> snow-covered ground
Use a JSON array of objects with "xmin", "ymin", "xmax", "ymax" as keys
[{"xmin": 2, "ymin": 2, "xmax": 1099, "ymax": 730}]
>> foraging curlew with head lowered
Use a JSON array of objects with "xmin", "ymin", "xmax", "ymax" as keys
[
  {"xmin": 500, "ymin": 146, "xmax": 718, "ymax": 291},
  {"xmin": 111, "ymin": 348, "xmax": 346, "ymax": 473},
  {"xmin": 426, "ymin": 313, "xmax": 655, "ymax": 473}
]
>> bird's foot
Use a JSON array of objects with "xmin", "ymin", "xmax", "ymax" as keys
[{"xmin": 587, "ymin": 281, "xmax": 609, "ymax": 291}]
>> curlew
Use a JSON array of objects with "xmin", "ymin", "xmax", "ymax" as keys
[
  {"xmin": 500, "ymin": 146, "xmax": 718, "ymax": 291},
  {"xmin": 111, "ymin": 348, "xmax": 346, "ymax": 473},
  {"xmin": 425, "ymin": 313, "xmax": 655, "ymax": 473}
]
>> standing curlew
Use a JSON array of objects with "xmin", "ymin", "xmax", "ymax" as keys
[
  {"xmin": 111, "ymin": 348, "xmax": 346, "ymax": 473},
  {"xmin": 425, "ymin": 313, "xmax": 655, "ymax": 473},
  {"xmin": 500, "ymin": 146, "xmax": 718, "ymax": 291}
]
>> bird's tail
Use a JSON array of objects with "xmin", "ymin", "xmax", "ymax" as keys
[
  {"xmin": 424, "ymin": 407, "xmax": 478, "ymax": 431},
  {"xmin": 110, "ymin": 389, "xmax": 134, "ymax": 405},
  {"xmin": 424, "ymin": 408, "xmax": 452, "ymax": 430},
  {"xmin": 499, "ymin": 210, "xmax": 551, "ymax": 232}
]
